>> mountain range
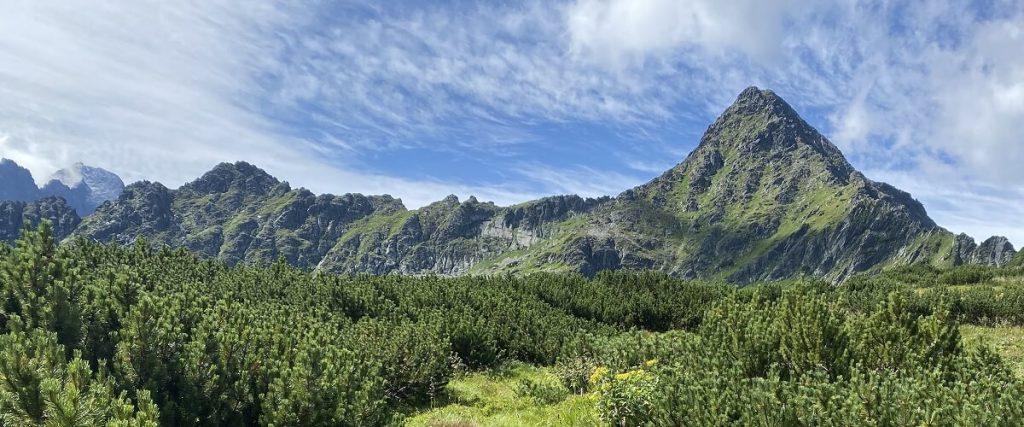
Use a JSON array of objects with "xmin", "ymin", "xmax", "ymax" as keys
[
  {"xmin": 1, "ymin": 87, "xmax": 1018, "ymax": 283},
  {"xmin": 0, "ymin": 160, "xmax": 125, "ymax": 215}
]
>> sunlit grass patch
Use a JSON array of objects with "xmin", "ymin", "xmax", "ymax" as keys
[
  {"xmin": 405, "ymin": 362, "xmax": 600, "ymax": 427},
  {"xmin": 961, "ymin": 325, "xmax": 1024, "ymax": 377}
]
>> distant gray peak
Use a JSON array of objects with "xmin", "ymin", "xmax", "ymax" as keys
[
  {"xmin": 45, "ymin": 163, "xmax": 125, "ymax": 214},
  {"xmin": 50, "ymin": 163, "xmax": 123, "ymax": 190},
  {"xmin": 0, "ymin": 158, "xmax": 41, "ymax": 202}
]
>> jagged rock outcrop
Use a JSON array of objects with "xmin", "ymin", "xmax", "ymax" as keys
[
  {"xmin": 973, "ymin": 236, "xmax": 1017, "ymax": 266},
  {"xmin": 0, "ymin": 197, "xmax": 81, "ymax": 243},
  {"xmin": 952, "ymin": 234, "xmax": 1017, "ymax": 266},
  {"xmin": 75, "ymin": 181, "xmax": 177, "ymax": 245},
  {"xmin": 42, "ymin": 87, "xmax": 1016, "ymax": 282}
]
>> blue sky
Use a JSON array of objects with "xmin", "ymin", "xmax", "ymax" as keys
[{"xmin": 1, "ymin": 0, "xmax": 1023, "ymax": 245}]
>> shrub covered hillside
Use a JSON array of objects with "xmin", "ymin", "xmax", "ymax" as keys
[{"xmin": 1, "ymin": 223, "xmax": 1024, "ymax": 426}]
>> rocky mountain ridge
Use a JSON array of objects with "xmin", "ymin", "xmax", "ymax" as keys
[{"xmin": 2, "ymin": 87, "xmax": 1017, "ymax": 282}]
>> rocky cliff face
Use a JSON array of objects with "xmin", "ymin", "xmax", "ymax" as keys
[
  {"xmin": 54, "ymin": 87, "xmax": 1019, "ymax": 282},
  {"xmin": 0, "ymin": 197, "xmax": 81, "ymax": 243},
  {"xmin": 952, "ymin": 234, "xmax": 1018, "ymax": 267},
  {"xmin": 312, "ymin": 194, "xmax": 608, "ymax": 275}
]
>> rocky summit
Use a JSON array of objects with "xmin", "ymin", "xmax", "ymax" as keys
[{"xmin": 7, "ymin": 87, "xmax": 1015, "ymax": 282}]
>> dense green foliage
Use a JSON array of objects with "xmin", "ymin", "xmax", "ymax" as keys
[
  {"xmin": 0, "ymin": 224, "xmax": 616, "ymax": 425},
  {"xmin": 580, "ymin": 287, "xmax": 1024, "ymax": 425},
  {"xmin": 2, "ymin": 223, "xmax": 1024, "ymax": 426},
  {"xmin": 844, "ymin": 265, "xmax": 1024, "ymax": 325}
]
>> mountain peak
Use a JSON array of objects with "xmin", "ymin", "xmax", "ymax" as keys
[
  {"xmin": 683, "ymin": 87, "xmax": 854, "ymax": 180},
  {"xmin": 737, "ymin": 85, "xmax": 773, "ymax": 100},
  {"xmin": 0, "ymin": 158, "xmax": 41, "ymax": 201},
  {"xmin": 181, "ymin": 161, "xmax": 281, "ymax": 195},
  {"xmin": 44, "ymin": 163, "xmax": 126, "ymax": 215},
  {"xmin": 614, "ymin": 85, "xmax": 958, "ymax": 282},
  {"xmin": 49, "ymin": 163, "xmax": 124, "ymax": 193},
  {"xmin": 723, "ymin": 86, "xmax": 802, "ymax": 126}
]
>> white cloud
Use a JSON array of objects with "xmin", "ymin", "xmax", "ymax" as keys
[
  {"xmin": 567, "ymin": 0, "xmax": 800, "ymax": 66},
  {"xmin": 830, "ymin": 93, "xmax": 874, "ymax": 151},
  {"xmin": 926, "ymin": 18, "xmax": 1024, "ymax": 184}
]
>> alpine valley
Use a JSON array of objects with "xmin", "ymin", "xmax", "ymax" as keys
[{"xmin": 2, "ymin": 88, "xmax": 1018, "ymax": 283}]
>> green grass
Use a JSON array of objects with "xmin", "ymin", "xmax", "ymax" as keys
[
  {"xmin": 994, "ymin": 274, "xmax": 1024, "ymax": 287},
  {"xmin": 468, "ymin": 249, "xmax": 527, "ymax": 274},
  {"xmin": 405, "ymin": 363, "xmax": 600, "ymax": 427},
  {"xmin": 961, "ymin": 325, "xmax": 1024, "ymax": 377},
  {"xmin": 257, "ymin": 192, "xmax": 298, "ymax": 216},
  {"xmin": 338, "ymin": 210, "xmax": 415, "ymax": 251},
  {"xmin": 882, "ymin": 231, "xmax": 958, "ymax": 270}
]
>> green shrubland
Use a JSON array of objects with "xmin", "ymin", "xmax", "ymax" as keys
[{"xmin": 2, "ymin": 223, "xmax": 1024, "ymax": 426}]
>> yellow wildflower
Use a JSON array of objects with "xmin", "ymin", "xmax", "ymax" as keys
[{"xmin": 590, "ymin": 366, "xmax": 610, "ymax": 386}]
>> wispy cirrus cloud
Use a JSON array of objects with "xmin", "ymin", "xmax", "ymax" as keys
[
  {"xmin": 0, "ymin": 1, "xmax": 697, "ymax": 207},
  {"xmin": 0, "ymin": 1, "xmax": 583, "ymax": 206},
  {"xmin": 0, "ymin": 1, "xmax": 306, "ymax": 183},
  {"xmin": 257, "ymin": 2, "xmax": 697, "ymax": 149},
  {"xmin": 513, "ymin": 163, "xmax": 647, "ymax": 198}
]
